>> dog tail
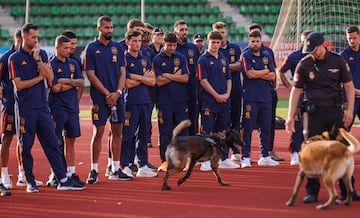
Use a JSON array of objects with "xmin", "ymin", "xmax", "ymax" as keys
[
  {"xmin": 172, "ymin": 119, "xmax": 191, "ymax": 143},
  {"xmin": 339, "ymin": 128, "xmax": 360, "ymax": 153}
]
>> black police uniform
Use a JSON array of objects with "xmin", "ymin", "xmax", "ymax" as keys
[{"xmin": 294, "ymin": 49, "xmax": 353, "ymax": 201}]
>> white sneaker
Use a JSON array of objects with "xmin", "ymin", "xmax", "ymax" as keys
[
  {"xmin": 136, "ymin": 165, "xmax": 158, "ymax": 178},
  {"xmin": 17, "ymin": 175, "xmax": 43, "ymax": 187},
  {"xmin": 2, "ymin": 174, "xmax": 12, "ymax": 189},
  {"xmin": 200, "ymin": 160, "xmax": 212, "ymax": 171},
  {"xmin": 230, "ymin": 153, "xmax": 242, "ymax": 161},
  {"xmin": 122, "ymin": 166, "xmax": 134, "ymax": 178},
  {"xmin": 290, "ymin": 152, "xmax": 300, "ymax": 165},
  {"xmin": 257, "ymin": 156, "xmax": 280, "ymax": 166},
  {"xmin": 219, "ymin": 159, "xmax": 240, "ymax": 169},
  {"xmin": 241, "ymin": 157, "xmax": 252, "ymax": 168}
]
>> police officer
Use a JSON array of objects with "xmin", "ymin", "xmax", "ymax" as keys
[{"xmin": 286, "ymin": 32, "xmax": 355, "ymax": 203}]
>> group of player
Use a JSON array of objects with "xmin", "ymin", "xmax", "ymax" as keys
[{"xmin": 4, "ymin": 14, "xmax": 359, "ymax": 199}]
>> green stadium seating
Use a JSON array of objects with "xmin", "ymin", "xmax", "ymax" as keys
[{"xmin": 2, "ymin": 0, "xmax": 252, "ymax": 45}]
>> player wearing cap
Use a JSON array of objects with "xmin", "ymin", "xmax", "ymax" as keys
[
  {"xmin": 192, "ymin": 33, "xmax": 206, "ymax": 55},
  {"xmin": 286, "ymin": 31, "xmax": 355, "ymax": 203}
]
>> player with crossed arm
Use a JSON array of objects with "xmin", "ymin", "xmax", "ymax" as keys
[{"xmin": 46, "ymin": 35, "xmax": 85, "ymax": 187}]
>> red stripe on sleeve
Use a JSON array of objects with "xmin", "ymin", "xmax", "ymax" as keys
[
  {"xmin": 9, "ymin": 60, "xmax": 16, "ymax": 79},
  {"xmin": 242, "ymin": 57, "xmax": 248, "ymax": 73},
  {"xmin": 0, "ymin": 63, "xmax": 3, "ymax": 78},
  {"xmin": 197, "ymin": 64, "xmax": 202, "ymax": 80}
]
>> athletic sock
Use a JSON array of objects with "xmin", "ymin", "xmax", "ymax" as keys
[
  {"xmin": 112, "ymin": 161, "xmax": 120, "ymax": 172},
  {"xmin": 107, "ymin": 158, "xmax": 112, "ymax": 167},
  {"xmin": 91, "ymin": 163, "xmax": 98, "ymax": 172}
]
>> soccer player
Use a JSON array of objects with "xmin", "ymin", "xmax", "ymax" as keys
[
  {"xmin": 9, "ymin": 23, "xmax": 85, "ymax": 192},
  {"xmin": 46, "ymin": 35, "xmax": 85, "ymax": 187},
  {"xmin": 84, "ymin": 16, "xmax": 132, "ymax": 184},
  {"xmin": 121, "ymin": 30, "xmax": 157, "ymax": 178},
  {"xmin": 153, "ymin": 32, "xmax": 189, "ymax": 172}
]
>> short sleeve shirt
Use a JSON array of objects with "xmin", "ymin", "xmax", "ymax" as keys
[
  {"xmin": 48, "ymin": 56, "xmax": 83, "ymax": 113},
  {"xmin": 241, "ymin": 49, "xmax": 275, "ymax": 102},
  {"xmin": 197, "ymin": 51, "xmax": 231, "ymax": 109},
  {"xmin": 219, "ymin": 41, "xmax": 242, "ymax": 93},
  {"xmin": 125, "ymin": 52, "xmax": 152, "ymax": 105},
  {"xmin": 9, "ymin": 47, "xmax": 50, "ymax": 109},
  {"xmin": 83, "ymin": 39, "xmax": 125, "ymax": 101},
  {"xmin": 153, "ymin": 50, "xmax": 189, "ymax": 104},
  {"xmin": 0, "ymin": 46, "xmax": 16, "ymax": 103},
  {"xmin": 294, "ymin": 50, "xmax": 353, "ymax": 100},
  {"xmin": 340, "ymin": 46, "xmax": 360, "ymax": 89}
]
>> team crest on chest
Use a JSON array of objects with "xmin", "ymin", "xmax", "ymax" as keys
[
  {"xmin": 111, "ymin": 46, "xmax": 118, "ymax": 54},
  {"xmin": 188, "ymin": 49, "xmax": 194, "ymax": 57},
  {"xmin": 69, "ymin": 64, "xmax": 75, "ymax": 73},
  {"xmin": 57, "ymin": 68, "xmax": 62, "ymax": 73},
  {"xmin": 174, "ymin": 58, "xmax": 180, "ymax": 67},
  {"xmin": 262, "ymin": 56, "xmax": 269, "ymax": 65},
  {"xmin": 221, "ymin": 59, "xmax": 226, "ymax": 66},
  {"xmin": 308, "ymin": 71, "xmax": 315, "ymax": 80},
  {"xmin": 230, "ymin": 48, "xmax": 235, "ymax": 55},
  {"xmin": 141, "ymin": 59, "xmax": 147, "ymax": 68}
]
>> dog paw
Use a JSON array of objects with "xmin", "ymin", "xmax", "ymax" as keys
[
  {"xmin": 315, "ymin": 204, "xmax": 327, "ymax": 210},
  {"xmin": 220, "ymin": 182, "xmax": 229, "ymax": 186},
  {"xmin": 285, "ymin": 200, "xmax": 295, "ymax": 206},
  {"xmin": 177, "ymin": 179, "xmax": 185, "ymax": 186},
  {"xmin": 162, "ymin": 185, "xmax": 171, "ymax": 191}
]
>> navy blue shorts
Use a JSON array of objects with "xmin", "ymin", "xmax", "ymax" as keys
[
  {"xmin": 91, "ymin": 98, "xmax": 125, "ymax": 126},
  {"xmin": 1, "ymin": 99, "xmax": 16, "ymax": 134},
  {"xmin": 50, "ymin": 107, "xmax": 81, "ymax": 138}
]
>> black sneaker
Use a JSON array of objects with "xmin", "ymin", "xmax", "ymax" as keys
[
  {"xmin": 57, "ymin": 177, "xmax": 85, "ymax": 191},
  {"xmin": 71, "ymin": 173, "xmax": 85, "ymax": 186},
  {"xmin": 86, "ymin": 170, "xmax": 98, "ymax": 184},
  {"xmin": 108, "ymin": 169, "xmax": 133, "ymax": 181},
  {"xmin": 0, "ymin": 183, "xmax": 11, "ymax": 196},
  {"xmin": 147, "ymin": 162, "xmax": 157, "ymax": 170},
  {"xmin": 46, "ymin": 175, "xmax": 58, "ymax": 188},
  {"xmin": 147, "ymin": 142, "xmax": 153, "ymax": 148},
  {"xmin": 129, "ymin": 164, "xmax": 138, "ymax": 172}
]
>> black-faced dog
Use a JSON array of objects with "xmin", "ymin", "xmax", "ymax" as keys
[
  {"xmin": 286, "ymin": 128, "xmax": 360, "ymax": 210},
  {"xmin": 162, "ymin": 119, "xmax": 244, "ymax": 191}
]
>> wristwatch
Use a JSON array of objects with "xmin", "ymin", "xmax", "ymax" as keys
[{"xmin": 116, "ymin": 89, "xmax": 122, "ymax": 95}]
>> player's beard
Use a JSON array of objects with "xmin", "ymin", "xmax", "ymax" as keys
[
  {"xmin": 104, "ymin": 35, "xmax": 112, "ymax": 40},
  {"xmin": 180, "ymin": 37, "xmax": 187, "ymax": 44}
]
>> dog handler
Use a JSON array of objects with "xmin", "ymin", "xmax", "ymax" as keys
[{"xmin": 286, "ymin": 32, "xmax": 355, "ymax": 204}]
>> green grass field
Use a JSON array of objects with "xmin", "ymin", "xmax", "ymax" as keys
[
  {"xmin": 79, "ymin": 98, "xmax": 359, "ymax": 124},
  {"xmin": 79, "ymin": 98, "xmax": 290, "ymax": 119}
]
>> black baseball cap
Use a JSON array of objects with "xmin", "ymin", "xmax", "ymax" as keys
[
  {"xmin": 193, "ymin": 33, "xmax": 205, "ymax": 42},
  {"xmin": 153, "ymin": 27, "xmax": 164, "ymax": 34},
  {"xmin": 302, "ymin": 32, "xmax": 325, "ymax": 54}
]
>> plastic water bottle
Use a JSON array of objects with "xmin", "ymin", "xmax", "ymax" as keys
[{"xmin": 110, "ymin": 106, "xmax": 118, "ymax": 122}]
